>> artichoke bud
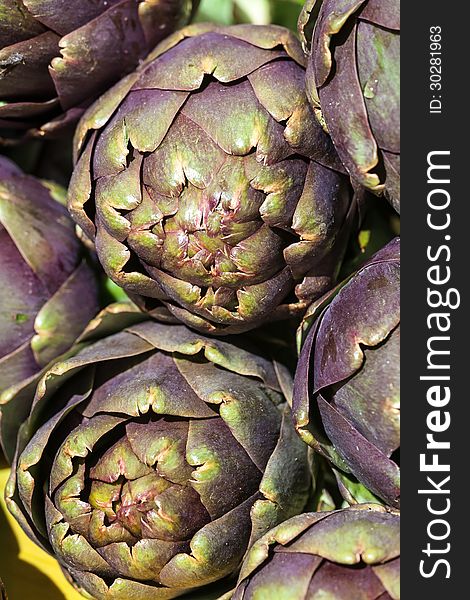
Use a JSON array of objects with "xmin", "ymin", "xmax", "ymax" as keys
[{"xmin": 70, "ymin": 23, "xmax": 355, "ymax": 335}]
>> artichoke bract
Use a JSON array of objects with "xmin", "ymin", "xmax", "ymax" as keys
[
  {"xmin": 299, "ymin": 0, "xmax": 400, "ymax": 212},
  {"xmin": 293, "ymin": 238, "xmax": 400, "ymax": 507},
  {"xmin": 0, "ymin": 0, "xmax": 198, "ymax": 141},
  {"xmin": 69, "ymin": 23, "xmax": 354, "ymax": 335},
  {"xmin": 0, "ymin": 156, "xmax": 99, "ymax": 461},
  {"xmin": 231, "ymin": 505, "xmax": 400, "ymax": 600},
  {"xmin": 6, "ymin": 315, "xmax": 311, "ymax": 599}
]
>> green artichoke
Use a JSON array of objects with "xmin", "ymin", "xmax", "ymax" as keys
[
  {"xmin": 230, "ymin": 504, "xmax": 400, "ymax": 599},
  {"xmin": 0, "ymin": 0, "xmax": 199, "ymax": 141},
  {"xmin": 299, "ymin": 0, "xmax": 400, "ymax": 212},
  {"xmin": 6, "ymin": 309, "xmax": 311, "ymax": 599},
  {"xmin": 293, "ymin": 238, "xmax": 400, "ymax": 507},
  {"xmin": 69, "ymin": 23, "xmax": 354, "ymax": 335},
  {"xmin": 0, "ymin": 155, "xmax": 99, "ymax": 461}
]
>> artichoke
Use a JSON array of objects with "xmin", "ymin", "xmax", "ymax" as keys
[
  {"xmin": 230, "ymin": 504, "xmax": 400, "ymax": 599},
  {"xmin": 69, "ymin": 23, "xmax": 354, "ymax": 335},
  {"xmin": 293, "ymin": 238, "xmax": 400, "ymax": 507},
  {"xmin": 0, "ymin": 155, "xmax": 99, "ymax": 461},
  {"xmin": 0, "ymin": 0, "xmax": 199, "ymax": 141},
  {"xmin": 6, "ymin": 312, "xmax": 311, "ymax": 599},
  {"xmin": 299, "ymin": 0, "xmax": 400, "ymax": 212}
]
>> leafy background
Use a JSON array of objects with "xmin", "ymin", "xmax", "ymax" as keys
[
  {"xmin": 196, "ymin": 0, "xmax": 304, "ymax": 29},
  {"xmin": 0, "ymin": 3, "xmax": 306, "ymax": 600}
]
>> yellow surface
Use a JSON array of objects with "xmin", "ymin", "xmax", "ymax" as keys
[{"xmin": 0, "ymin": 466, "xmax": 84, "ymax": 600}]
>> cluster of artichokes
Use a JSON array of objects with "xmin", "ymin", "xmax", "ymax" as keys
[{"xmin": 0, "ymin": 1, "xmax": 400, "ymax": 599}]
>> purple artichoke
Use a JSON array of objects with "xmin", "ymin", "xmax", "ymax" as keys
[
  {"xmin": 0, "ymin": 0, "xmax": 199, "ymax": 141},
  {"xmin": 299, "ymin": 0, "xmax": 400, "ymax": 212},
  {"xmin": 231, "ymin": 505, "xmax": 400, "ymax": 600},
  {"xmin": 6, "ymin": 310, "xmax": 311, "ymax": 598},
  {"xmin": 69, "ymin": 23, "xmax": 355, "ymax": 335},
  {"xmin": 293, "ymin": 238, "xmax": 400, "ymax": 507},
  {"xmin": 0, "ymin": 155, "xmax": 99, "ymax": 460}
]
